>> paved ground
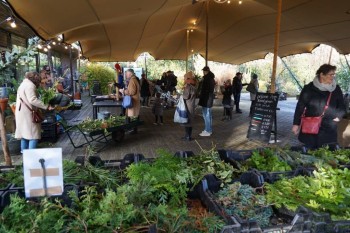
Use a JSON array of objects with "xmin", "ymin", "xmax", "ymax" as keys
[{"xmin": 1, "ymin": 92, "xmax": 301, "ymax": 163}]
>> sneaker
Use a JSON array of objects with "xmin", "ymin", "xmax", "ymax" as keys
[
  {"xmin": 199, "ymin": 131, "xmax": 212, "ymax": 137},
  {"xmin": 153, "ymin": 123, "xmax": 158, "ymax": 125}
]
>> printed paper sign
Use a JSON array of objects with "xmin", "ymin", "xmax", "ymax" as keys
[{"xmin": 23, "ymin": 148, "xmax": 63, "ymax": 198}]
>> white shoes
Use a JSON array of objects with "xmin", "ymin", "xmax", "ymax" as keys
[{"xmin": 199, "ymin": 131, "xmax": 212, "ymax": 137}]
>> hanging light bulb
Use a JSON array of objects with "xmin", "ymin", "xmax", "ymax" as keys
[
  {"xmin": 57, "ymin": 37, "xmax": 62, "ymax": 41},
  {"xmin": 10, "ymin": 20, "xmax": 16, "ymax": 28},
  {"xmin": 227, "ymin": 0, "xmax": 231, "ymax": 3},
  {"xmin": 43, "ymin": 47, "xmax": 48, "ymax": 52},
  {"xmin": 64, "ymin": 45, "xmax": 68, "ymax": 49},
  {"xmin": 37, "ymin": 44, "xmax": 43, "ymax": 49},
  {"xmin": 47, "ymin": 45, "xmax": 51, "ymax": 49},
  {"xmin": 238, "ymin": 0, "xmax": 242, "ymax": 4},
  {"xmin": 190, "ymin": 29, "xmax": 194, "ymax": 32},
  {"xmin": 52, "ymin": 41, "xmax": 56, "ymax": 45},
  {"xmin": 191, "ymin": 49, "xmax": 194, "ymax": 53}
]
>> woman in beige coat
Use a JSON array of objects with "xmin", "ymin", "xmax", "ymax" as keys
[
  {"xmin": 122, "ymin": 69, "xmax": 141, "ymax": 117},
  {"xmin": 15, "ymin": 72, "xmax": 53, "ymax": 151}
]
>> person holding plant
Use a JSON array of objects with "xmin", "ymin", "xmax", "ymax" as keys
[
  {"xmin": 292, "ymin": 64, "xmax": 345, "ymax": 149},
  {"xmin": 15, "ymin": 72, "xmax": 54, "ymax": 152}
]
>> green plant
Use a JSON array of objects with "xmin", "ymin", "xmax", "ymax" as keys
[
  {"xmin": 309, "ymin": 147, "xmax": 350, "ymax": 166},
  {"xmin": 186, "ymin": 146, "xmax": 237, "ymax": 186},
  {"xmin": 216, "ymin": 182, "xmax": 273, "ymax": 227},
  {"xmin": 265, "ymin": 165, "xmax": 350, "ymax": 220},
  {"xmin": 38, "ymin": 87, "xmax": 56, "ymax": 105},
  {"xmin": 80, "ymin": 63, "xmax": 115, "ymax": 94},
  {"xmin": 0, "ymin": 166, "xmax": 24, "ymax": 188},
  {"xmin": 246, "ymin": 149, "xmax": 292, "ymax": 172}
]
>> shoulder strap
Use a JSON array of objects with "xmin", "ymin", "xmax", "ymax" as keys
[
  {"xmin": 20, "ymin": 97, "xmax": 33, "ymax": 112},
  {"xmin": 321, "ymin": 92, "xmax": 332, "ymax": 117}
]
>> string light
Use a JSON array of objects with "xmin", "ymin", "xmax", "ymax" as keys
[
  {"xmin": 64, "ymin": 45, "xmax": 68, "ymax": 49},
  {"xmin": 52, "ymin": 41, "xmax": 56, "ymax": 45},
  {"xmin": 238, "ymin": 0, "xmax": 242, "ymax": 4},
  {"xmin": 43, "ymin": 47, "xmax": 48, "ymax": 52},
  {"xmin": 47, "ymin": 45, "xmax": 51, "ymax": 49},
  {"xmin": 10, "ymin": 20, "xmax": 16, "ymax": 28},
  {"xmin": 37, "ymin": 44, "xmax": 43, "ymax": 49}
]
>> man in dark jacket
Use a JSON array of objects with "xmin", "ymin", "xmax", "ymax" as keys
[
  {"xmin": 198, "ymin": 66, "xmax": 215, "ymax": 137},
  {"xmin": 232, "ymin": 72, "xmax": 247, "ymax": 113}
]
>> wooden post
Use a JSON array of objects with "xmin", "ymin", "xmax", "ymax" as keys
[
  {"xmin": 0, "ymin": 108, "xmax": 12, "ymax": 166},
  {"xmin": 205, "ymin": 0, "xmax": 209, "ymax": 66},
  {"xmin": 186, "ymin": 30, "xmax": 190, "ymax": 72},
  {"xmin": 270, "ymin": 0, "xmax": 283, "ymax": 93}
]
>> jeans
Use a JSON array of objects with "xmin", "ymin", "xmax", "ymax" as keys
[
  {"xmin": 202, "ymin": 107, "xmax": 212, "ymax": 133},
  {"xmin": 21, "ymin": 139, "xmax": 38, "ymax": 152},
  {"xmin": 233, "ymin": 93, "xmax": 241, "ymax": 111}
]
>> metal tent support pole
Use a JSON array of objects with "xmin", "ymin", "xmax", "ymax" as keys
[
  {"xmin": 270, "ymin": 0, "xmax": 283, "ymax": 94},
  {"xmin": 186, "ymin": 29, "xmax": 190, "ymax": 72},
  {"xmin": 205, "ymin": 0, "xmax": 209, "ymax": 67},
  {"xmin": 69, "ymin": 47, "xmax": 74, "ymax": 96}
]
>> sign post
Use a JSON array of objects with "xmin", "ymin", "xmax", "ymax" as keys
[{"xmin": 247, "ymin": 93, "xmax": 279, "ymax": 143}]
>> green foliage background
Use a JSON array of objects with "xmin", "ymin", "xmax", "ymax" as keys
[{"xmin": 80, "ymin": 63, "xmax": 115, "ymax": 94}]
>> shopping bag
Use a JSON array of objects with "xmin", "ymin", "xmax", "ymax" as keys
[
  {"xmin": 122, "ymin": 95, "xmax": 133, "ymax": 108},
  {"xmin": 174, "ymin": 96, "xmax": 188, "ymax": 124}
]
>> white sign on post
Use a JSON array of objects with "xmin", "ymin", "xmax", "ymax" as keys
[{"xmin": 23, "ymin": 148, "xmax": 63, "ymax": 198}]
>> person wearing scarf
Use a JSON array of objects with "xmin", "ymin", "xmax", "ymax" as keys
[{"xmin": 292, "ymin": 64, "xmax": 345, "ymax": 149}]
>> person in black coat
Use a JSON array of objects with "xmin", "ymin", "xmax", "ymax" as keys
[
  {"xmin": 198, "ymin": 66, "xmax": 215, "ymax": 136},
  {"xmin": 140, "ymin": 74, "xmax": 150, "ymax": 106},
  {"xmin": 232, "ymin": 72, "xmax": 248, "ymax": 113},
  {"xmin": 222, "ymin": 79, "xmax": 233, "ymax": 121},
  {"xmin": 292, "ymin": 64, "xmax": 346, "ymax": 149}
]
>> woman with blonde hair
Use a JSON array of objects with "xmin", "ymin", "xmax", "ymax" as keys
[
  {"xmin": 181, "ymin": 71, "xmax": 197, "ymax": 141},
  {"xmin": 15, "ymin": 72, "xmax": 54, "ymax": 151}
]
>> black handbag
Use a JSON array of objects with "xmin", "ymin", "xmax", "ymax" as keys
[{"xmin": 246, "ymin": 82, "xmax": 257, "ymax": 94}]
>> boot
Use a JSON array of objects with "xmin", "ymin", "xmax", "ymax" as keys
[
  {"xmin": 181, "ymin": 127, "xmax": 189, "ymax": 140},
  {"xmin": 188, "ymin": 127, "xmax": 193, "ymax": 141}
]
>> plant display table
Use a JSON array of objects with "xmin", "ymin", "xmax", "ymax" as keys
[{"xmin": 92, "ymin": 100, "xmax": 123, "ymax": 119}]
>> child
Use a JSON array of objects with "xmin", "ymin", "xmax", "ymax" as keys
[{"xmin": 152, "ymin": 92, "xmax": 164, "ymax": 125}]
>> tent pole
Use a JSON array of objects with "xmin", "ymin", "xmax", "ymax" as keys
[
  {"xmin": 186, "ymin": 30, "xmax": 190, "ymax": 72},
  {"xmin": 205, "ymin": 0, "xmax": 209, "ymax": 67},
  {"xmin": 270, "ymin": 0, "xmax": 283, "ymax": 93},
  {"xmin": 69, "ymin": 47, "xmax": 74, "ymax": 96},
  {"xmin": 328, "ymin": 47, "xmax": 333, "ymax": 64}
]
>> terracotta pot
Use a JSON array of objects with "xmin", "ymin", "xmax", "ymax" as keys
[
  {"xmin": 10, "ymin": 104, "xmax": 16, "ymax": 116},
  {"xmin": 0, "ymin": 98, "xmax": 8, "ymax": 113},
  {"xmin": 101, "ymin": 122, "xmax": 108, "ymax": 129}
]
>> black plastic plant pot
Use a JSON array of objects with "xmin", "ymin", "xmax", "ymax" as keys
[
  {"xmin": 120, "ymin": 153, "xmax": 145, "ymax": 169},
  {"xmin": 0, "ymin": 182, "xmax": 11, "ymax": 192},
  {"xmin": 239, "ymin": 169, "xmax": 264, "ymax": 188},
  {"xmin": 174, "ymin": 151, "xmax": 195, "ymax": 158},
  {"xmin": 0, "ymin": 188, "xmax": 25, "ymax": 213}
]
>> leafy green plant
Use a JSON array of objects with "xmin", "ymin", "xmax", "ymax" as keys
[
  {"xmin": 265, "ymin": 165, "xmax": 350, "ymax": 220},
  {"xmin": 38, "ymin": 87, "xmax": 56, "ymax": 105},
  {"xmin": 186, "ymin": 147, "xmax": 237, "ymax": 186},
  {"xmin": 309, "ymin": 147, "xmax": 350, "ymax": 166},
  {"xmin": 216, "ymin": 182, "xmax": 273, "ymax": 227},
  {"xmin": 80, "ymin": 63, "xmax": 115, "ymax": 94},
  {"xmin": 246, "ymin": 149, "xmax": 292, "ymax": 172},
  {"xmin": 0, "ymin": 166, "xmax": 24, "ymax": 188}
]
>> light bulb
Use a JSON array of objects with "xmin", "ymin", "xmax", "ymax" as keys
[
  {"xmin": 190, "ymin": 29, "xmax": 194, "ymax": 32},
  {"xmin": 52, "ymin": 41, "xmax": 56, "ymax": 45},
  {"xmin": 228, "ymin": 0, "xmax": 231, "ymax": 3},
  {"xmin": 238, "ymin": 0, "xmax": 242, "ymax": 4},
  {"xmin": 37, "ymin": 44, "xmax": 43, "ymax": 49},
  {"xmin": 191, "ymin": 49, "xmax": 194, "ymax": 53},
  {"xmin": 58, "ymin": 37, "xmax": 62, "ymax": 41},
  {"xmin": 44, "ymin": 48, "xmax": 48, "ymax": 52},
  {"xmin": 193, "ymin": 21, "xmax": 196, "ymax": 25},
  {"xmin": 64, "ymin": 45, "xmax": 68, "ymax": 49},
  {"xmin": 47, "ymin": 45, "xmax": 51, "ymax": 49},
  {"xmin": 10, "ymin": 21, "xmax": 16, "ymax": 28}
]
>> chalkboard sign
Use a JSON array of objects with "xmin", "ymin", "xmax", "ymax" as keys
[{"xmin": 247, "ymin": 93, "xmax": 279, "ymax": 143}]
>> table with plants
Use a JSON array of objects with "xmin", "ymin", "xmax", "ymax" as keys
[
  {"xmin": 63, "ymin": 116, "xmax": 143, "ymax": 151},
  {"xmin": 1, "ymin": 146, "xmax": 350, "ymax": 232}
]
